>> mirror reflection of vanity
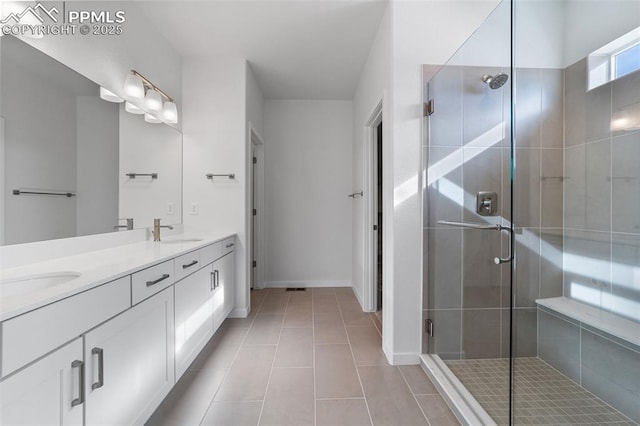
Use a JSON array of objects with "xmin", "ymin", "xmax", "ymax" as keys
[{"xmin": 0, "ymin": 35, "xmax": 182, "ymax": 246}]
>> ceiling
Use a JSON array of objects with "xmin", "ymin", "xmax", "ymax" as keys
[{"xmin": 137, "ymin": 1, "xmax": 388, "ymax": 100}]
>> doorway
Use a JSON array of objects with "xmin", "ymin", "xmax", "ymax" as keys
[
  {"xmin": 374, "ymin": 121, "xmax": 383, "ymax": 315},
  {"xmin": 248, "ymin": 124, "xmax": 265, "ymax": 290}
]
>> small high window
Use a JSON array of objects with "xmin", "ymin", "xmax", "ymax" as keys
[{"xmin": 588, "ymin": 26, "xmax": 640, "ymax": 90}]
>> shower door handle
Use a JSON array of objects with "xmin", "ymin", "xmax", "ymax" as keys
[{"xmin": 438, "ymin": 220, "xmax": 513, "ymax": 264}]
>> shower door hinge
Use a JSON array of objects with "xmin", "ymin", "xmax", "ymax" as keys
[
  {"xmin": 253, "ymin": 209, "xmax": 257, "ymax": 216},
  {"xmin": 424, "ymin": 99, "xmax": 435, "ymax": 117},
  {"xmin": 425, "ymin": 319, "xmax": 434, "ymax": 337},
  {"xmin": 253, "ymin": 157, "xmax": 257, "ymax": 164},
  {"xmin": 252, "ymin": 260, "xmax": 257, "ymax": 267}
]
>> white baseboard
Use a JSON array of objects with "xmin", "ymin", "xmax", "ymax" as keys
[
  {"xmin": 229, "ymin": 306, "xmax": 249, "ymax": 318},
  {"xmin": 389, "ymin": 352, "xmax": 420, "ymax": 365},
  {"xmin": 264, "ymin": 281, "xmax": 351, "ymax": 288}
]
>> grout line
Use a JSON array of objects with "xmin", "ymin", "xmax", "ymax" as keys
[
  {"xmin": 198, "ymin": 290, "xmax": 266, "ymax": 426},
  {"xmin": 337, "ymin": 294, "xmax": 375, "ymax": 426},
  {"xmin": 312, "ymin": 288, "xmax": 317, "ymax": 426},
  {"xmin": 256, "ymin": 292, "xmax": 288, "ymax": 425},
  {"xmin": 398, "ymin": 366, "xmax": 433, "ymax": 426}
]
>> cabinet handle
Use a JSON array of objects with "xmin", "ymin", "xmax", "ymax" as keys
[
  {"xmin": 71, "ymin": 360, "xmax": 84, "ymax": 407},
  {"xmin": 182, "ymin": 260, "xmax": 199, "ymax": 269},
  {"xmin": 146, "ymin": 274, "xmax": 170, "ymax": 287},
  {"xmin": 225, "ymin": 243, "xmax": 234, "ymax": 248},
  {"xmin": 91, "ymin": 347, "xmax": 104, "ymax": 390},
  {"xmin": 210, "ymin": 271, "xmax": 215, "ymax": 291},
  {"xmin": 213, "ymin": 270, "xmax": 220, "ymax": 289}
]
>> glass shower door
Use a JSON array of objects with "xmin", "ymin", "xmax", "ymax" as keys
[{"xmin": 423, "ymin": 1, "xmax": 514, "ymax": 424}]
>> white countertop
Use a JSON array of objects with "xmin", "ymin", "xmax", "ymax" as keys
[{"xmin": 0, "ymin": 232, "xmax": 235, "ymax": 322}]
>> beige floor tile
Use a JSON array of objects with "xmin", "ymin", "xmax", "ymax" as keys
[
  {"xmin": 358, "ymin": 366, "xmax": 429, "ymax": 425},
  {"xmin": 258, "ymin": 301, "xmax": 287, "ymax": 315},
  {"xmin": 369, "ymin": 313, "xmax": 382, "ymax": 334},
  {"xmin": 399, "ymin": 365, "xmax": 439, "ymax": 395},
  {"xmin": 243, "ymin": 314, "xmax": 284, "ymax": 345},
  {"xmin": 283, "ymin": 307, "xmax": 313, "ymax": 328},
  {"xmin": 314, "ymin": 312, "xmax": 348, "ymax": 344},
  {"xmin": 221, "ymin": 315, "xmax": 256, "ymax": 329},
  {"xmin": 274, "ymin": 327, "xmax": 313, "ymax": 367},
  {"xmin": 312, "ymin": 287, "xmax": 338, "ymax": 294},
  {"xmin": 346, "ymin": 326, "xmax": 388, "ymax": 366},
  {"xmin": 315, "ymin": 344, "xmax": 363, "ymax": 399},
  {"xmin": 146, "ymin": 367, "xmax": 226, "ymax": 426},
  {"xmin": 288, "ymin": 291, "xmax": 313, "ymax": 304},
  {"xmin": 316, "ymin": 399, "xmax": 372, "ymax": 426},
  {"xmin": 259, "ymin": 367, "xmax": 314, "ymax": 426},
  {"xmin": 201, "ymin": 401, "xmax": 262, "ymax": 426},
  {"xmin": 189, "ymin": 326, "xmax": 248, "ymax": 371},
  {"xmin": 341, "ymin": 305, "xmax": 377, "ymax": 327},
  {"xmin": 313, "ymin": 302, "xmax": 340, "ymax": 313},
  {"xmin": 415, "ymin": 395, "xmax": 460, "ymax": 425},
  {"xmin": 215, "ymin": 345, "xmax": 276, "ymax": 401}
]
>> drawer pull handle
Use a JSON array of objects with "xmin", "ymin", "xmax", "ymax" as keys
[
  {"xmin": 214, "ymin": 270, "xmax": 220, "ymax": 289},
  {"xmin": 92, "ymin": 347, "xmax": 104, "ymax": 390},
  {"xmin": 225, "ymin": 243, "xmax": 234, "ymax": 248},
  {"xmin": 146, "ymin": 274, "xmax": 170, "ymax": 287},
  {"xmin": 182, "ymin": 260, "xmax": 199, "ymax": 269},
  {"xmin": 71, "ymin": 360, "xmax": 85, "ymax": 407},
  {"xmin": 210, "ymin": 271, "xmax": 215, "ymax": 291}
]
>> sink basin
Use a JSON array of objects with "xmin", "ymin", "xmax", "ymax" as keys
[
  {"xmin": 0, "ymin": 272, "xmax": 81, "ymax": 297},
  {"xmin": 160, "ymin": 238, "xmax": 203, "ymax": 244}
]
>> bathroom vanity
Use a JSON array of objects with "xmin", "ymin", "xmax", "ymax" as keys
[{"xmin": 0, "ymin": 233, "xmax": 236, "ymax": 425}]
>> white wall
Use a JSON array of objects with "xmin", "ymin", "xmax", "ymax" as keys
[
  {"xmin": 118, "ymin": 108, "xmax": 182, "ymax": 229},
  {"xmin": 352, "ymin": 7, "xmax": 390, "ymax": 307},
  {"xmin": 182, "ymin": 56, "xmax": 251, "ymax": 316},
  {"xmin": 264, "ymin": 100, "xmax": 353, "ymax": 287},
  {"xmin": 386, "ymin": 0, "xmax": 499, "ymax": 364},
  {"xmin": 76, "ymin": 96, "xmax": 119, "ymax": 236},
  {"xmin": 564, "ymin": 0, "xmax": 640, "ymax": 67}
]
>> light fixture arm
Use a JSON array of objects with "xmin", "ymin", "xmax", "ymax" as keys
[{"xmin": 130, "ymin": 70, "xmax": 174, "ymax": 102}]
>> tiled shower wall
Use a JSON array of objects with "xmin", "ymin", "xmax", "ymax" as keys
[
  {"xmin": 535, "ymin": 59, "xmax": 640, "ymax": 423},
  {"xmin": 562, "ymin": 58, "xmax": 640, "ymax": 322},
  {"xmin": 422, "ymin": 65, "xmax": 564, "ymax": 360}
]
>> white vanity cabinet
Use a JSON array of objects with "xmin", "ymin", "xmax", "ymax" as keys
[
  {"xmin": 0, "ymin": 338, "xmax": 84, "ymax": 426},
  {"xmin": 84, "ymin": 287, "xmax": 175, "ymax": 426},
  {"xmin": 174, "ymin": 264, "xmax": 214, "ymax": 379},
  {"xmin": 212, "ymin": 247, "xmax": 235, "ymax": 332}
]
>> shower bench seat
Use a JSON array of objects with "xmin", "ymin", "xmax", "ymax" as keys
[{"xmin": 536, "ymin": 296, "xmax": 640, "ymax": 348}]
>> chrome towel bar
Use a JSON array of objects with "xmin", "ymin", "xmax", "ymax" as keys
[
  {"xmin": 438, "ymin": 220, "xmax": 513, "ymax": 264},
  {"xmin": 13, "ymin": 189, "xmax": 76, "ymax": 197}
]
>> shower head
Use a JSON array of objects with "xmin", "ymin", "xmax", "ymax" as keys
[{"xmin": 482, "ymin": 73, "xmax": 509, "ymax": 89}]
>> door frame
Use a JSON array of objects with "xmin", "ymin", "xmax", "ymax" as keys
[
  {"xmin": 363, "ymin": 100, "xmax": 383, "ymax": 312},
  {"xmin": 247, "ymin": 122, "xmax": 265, "ymax": 289}
]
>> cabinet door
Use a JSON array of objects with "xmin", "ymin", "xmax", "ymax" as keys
[
  {"xmin": 0, "ymin": 338, "xmax": 83, "ymax": 426},
  {"xmin": 212, "ymin": 252, "xmax": 235, "ymax": 330},
  {"xmin": 174, "ymin": 264, "xmax": 214, "ymax": 379},
  {"xmin": 84, "ymin": 287, "xmax": 174, "ymax": 426}
]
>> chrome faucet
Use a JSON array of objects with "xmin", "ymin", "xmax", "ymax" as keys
[
  {"xmin": 114, "ymin": 218, "xmax": 134, "ymax": 231},
  {"xmin": 153, "ymin": 218, "xmax": 174, "ymax": 242}
]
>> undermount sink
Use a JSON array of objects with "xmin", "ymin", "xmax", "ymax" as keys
[
  {"xmin": 160, "ymin": 238, "xmax": 203, "ymax": 244},
  {"xmin": 0, "ymin": 272, "xmax": 81, "ymax": 297}
]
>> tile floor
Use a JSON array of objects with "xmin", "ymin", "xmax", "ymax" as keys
[
  {"xmin": 445, "ymin": 357, "xmax": 638, "ymax": 425},
  {"xmin": 146, "ymin": 287, "xmax": 459, "ymax": 426}
]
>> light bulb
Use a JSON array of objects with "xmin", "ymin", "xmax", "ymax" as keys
[
  {"xmin": 162, "ymin": 101, "xmax": 178, "ymax": 124},
  {"xmin": 100, "ymin": 87, "xmax": 124, "ymax": 103},
  {"xmin": 125, "ymin": 101, "xmax": 145, "ymax": 115},
  {"xmin": 144, "ymin": 113, "xmax": 162, "ymax": 124},
  {"xmin": 123, "ymin": 73, "xmax": 145, "ymax": 100},
  {"xmin": 144, "ymin": 89, "xmax": 163, "ymax": 114}
]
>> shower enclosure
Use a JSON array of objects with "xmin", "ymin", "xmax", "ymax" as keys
[{"xmin": 421, "ymin": 1, "xmax": 640, "ymax": 424}]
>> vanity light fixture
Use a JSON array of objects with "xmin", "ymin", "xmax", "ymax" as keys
[
  {"xmin": 99, "ymin": 87, "xmax": 124, "ymax": 103},
  {"xmin": 125, "ymin": 101, "xmax": 145, "ymax": 115},
  {"xmin": 122, "ymin": 70, "xmax": 179, "ymax": 125},
  {"xmin": 123, "ymin": 73, "xmax": 145, "ymax": 100},
  {"xmin": 144, "ymin": 113, "xmax": 162, "ymax": 124}
]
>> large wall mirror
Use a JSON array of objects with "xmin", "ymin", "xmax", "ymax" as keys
[{"xmin": 0, "ymin": 35, "xmax": 182, "ymax": 246}]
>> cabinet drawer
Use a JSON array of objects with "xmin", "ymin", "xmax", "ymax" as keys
[
  {"xmin": 131, "ymin": 260, "xmax": 175, "ymax": 305},
  {"xmin": 222, "ymin": 237, "xmax": 236, "ymax": 255},
  {"xmin": 1, "ymin": 276, "xmax": 130, "ymax": 378},
  {"xmin": 174, "ymin": 250, "xmax": 201, "ymax": 282},
  {"xmin": 200, "ymin": 242, "xmax": 222, "ymax": 266}
]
